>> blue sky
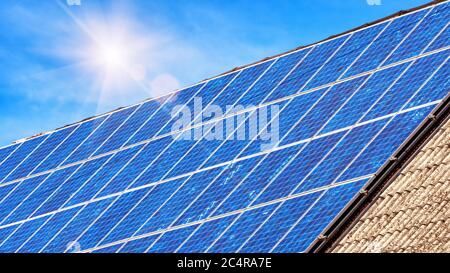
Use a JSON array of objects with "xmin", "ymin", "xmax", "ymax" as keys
[{"xmin": 0, "ymin": 0, "xmax": 431, "ymax": 147}]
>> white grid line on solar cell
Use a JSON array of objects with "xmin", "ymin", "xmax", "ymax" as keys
[
  {"xmin": 0, "ymin": 98, "xmax": 442, "ymax": 236},
  {"xmin": 2, "ymin": 0, "xmax": 443, "ymax": 153},
  {"xmin": 269, "ymin": 51, "xmax": 449, "ymax": 254},
  {"xmin": 0, "ymin": 46, "xmax": 447, "ymax": 190}
]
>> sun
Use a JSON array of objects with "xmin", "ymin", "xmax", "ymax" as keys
[{"xmin": 92, "ymin": 40, "xmax": 129, "ymax": 75}]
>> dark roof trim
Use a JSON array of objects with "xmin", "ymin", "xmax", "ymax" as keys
[{"xmin": 308, "ymin": 93, "xmax": 450, "ymax": 253}]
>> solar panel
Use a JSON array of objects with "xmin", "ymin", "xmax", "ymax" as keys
[{"xmin": 0, "ymin": 1, "xmax": 449, "ymax": 253}]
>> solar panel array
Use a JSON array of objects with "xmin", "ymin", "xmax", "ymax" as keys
[{"xmin": 0, "ymin": 1, "xmax": 449, "ymax": 253}]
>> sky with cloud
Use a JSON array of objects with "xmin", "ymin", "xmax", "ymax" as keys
[{"xmin": 0, "ymin": 0, "xmax": 430, "ymax": 146}]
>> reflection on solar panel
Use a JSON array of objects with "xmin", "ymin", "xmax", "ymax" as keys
[{"xmin": 0, "ymin": 1, "xmax": 449, "ymax": 253}]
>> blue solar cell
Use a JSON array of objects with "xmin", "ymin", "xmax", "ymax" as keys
[
  {"xmin": 266, "ymin": 35, "xmax": 349, "ymax": 102},
  {"xmin": 427, "ymin": 24, "xmax": 450, "ymax": 52},
  {"xmin": 97, "ymin": 136, "xmax": 172, "ymax": 196},
  {"xmin": 76, "ymin": 189, "xmax": 149, "ymax": 250},
  {"xmin": 254, "ymin": 133, "xmax": 343, "ymax": 205},
  {"xmin": 296, "ymin": 120, "xmax": 388, "ymax": 193},
  {"xmin": 0, "ymin": 174, "xmax": 48, "ymax": 223},
  {"xmin": 94, "ymin": 95, "xmax": 172, "ymax": 156},
  {"xmin": 63, "ymin": 106, "xmax": 138, "ymax": 165},
  {"xmin": 136, "ymin": 168, "xmax": 223, "ymax": 236},
  {"xmin": 339, "ymin": 106, "xmax": 435, "ymax": 182},
  {"xmin": 345, "ymin": 9, "xmax": 428, "ymax": 77},
  {"xmin": 0, "ymin": 135, "xmax": 47, "ymax": 183},
  {"xmin": 156, "ymin": 74, "xmax": 238, "ymax": 138},
  {"xmin": 2, "ymin": 166, "xmax": 78, "ymax": 225},
  {"xmin": 3, "ymin": 126, "xmax": 77, "ymax": 183},
  {"xmin": 175, "ymin": 157, "xmax": 263, "ymax": 226},
  {"xmin": 240, "ymin": 192, "xmax": 322, "ymax": 253},
  {"xmin": 147, "ymin": 225, "xmax": 198, "ymax": 253},
  {"xmin": 273, "ymin": 179, "xmax": 367, "ymax": 253},
  {"xmin": 194, "ymin": 60, "xmax": 275, "ymax": 124},
  {"xmin": 0, "ymin": 144, "xmax": 19, "ymax": 167},
  {"xmin": 124, "ymin": 86, "xmax": 204, "ymax": 145},
  {"xmin": 208, "ymin": 203, "xmax": 277, "ymax": 253},
  {"xmin": 237, "ymin": 48, "xmax": 311, "ymax": 106},
  {"xmin": 0, "ymin": 225, "xmax": 18, "ymax": 247},
  {"xmin": 41, "ymin": 198, "xmax": 113, "ymax": 253},
  {"xmin": 0, "ymin": 183, "xmax": 17, "ymax": 204},
  {"xmin": 364, "ymin": 51, "xmax": 449, "ymax": 121},
  {"xmin": 18, "ymin": 207, "xmax": 80, "ymax": 253},
  {"xmin": 33, "ymin": 155, "xmax": 111, "ymax": 217},
  {"xmin": 281, "ymin": 76, "xmax": 368, "ymax": 145},
  {"xmin": 388, "ymin": 3, "xmax": 450, "ymax": 63},
  {"xmin": 0, "ymin": 216, "xmax": 50, "ymax": 253},
  {"xmin": 65, "ymin": 144, "xmax": 144, "ymax": 206},
  {"xmin": 321, "ymin": 62, "xmax": 409, "ymax": 134},
  {"xmin": 407, "ymin": 58, "xmax": 450, "ymax": 108},
  {"xmin": 32, "ymin": 116, "xmax": 107, "ymax": 175},
  {"xmin": 99, "ymin": 177, "xmax": 185, "ymax": 245},
  {"xmin": 177, "ymin": 215, "xmax": 238, "ymax": 253},
  {"xmin": 203, "ymin": 114, "xmax": 267, "ymax": 167},
  {"xmin": 132, "ymin": 138, "xmax": 198, "ymax": 187},
  {"xmin": 213, "ymin": 145, "xmax": 304, "ymax": 216},
  {"xmin": 305, "ymin": 22, "xmax": 388, "ymax": 90}
]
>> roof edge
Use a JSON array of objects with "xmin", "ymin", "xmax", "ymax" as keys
[{"xmin": 307, "ymin": 93, "xmax": 450, "ymax": 253}]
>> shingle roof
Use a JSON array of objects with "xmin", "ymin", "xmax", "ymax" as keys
[{"xmin": 331, "ymin": 117, "xmax": 450, "ymax": 253}]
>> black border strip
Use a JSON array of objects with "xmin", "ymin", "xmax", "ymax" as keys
[{"xmin": 308, "ymin": 92, "xmax": 450, "ymax": 253}]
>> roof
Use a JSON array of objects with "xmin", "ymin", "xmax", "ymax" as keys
[{"xmin": 331, "ymin": 116, "xmax": 450, "ymax": 252}]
